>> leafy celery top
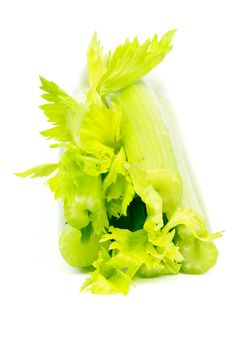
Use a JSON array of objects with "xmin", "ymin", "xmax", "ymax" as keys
[{"xmin": 16, "ymin": 30, "xmax": 221, "ymax": 295}]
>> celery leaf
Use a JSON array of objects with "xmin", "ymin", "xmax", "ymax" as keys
[
  {"xmin": 87, "ymin": 32, "xmax": 109, "ymax": 88},
  {"xmin": 97, "ymin": 30, "xmax": 176, "ymax": 96},
  {"xmin": 39, "ymin": 76, "xmax": 80, "ymax": 142},
  {"xmin": 103, "ymin": 148, "xmax": 134, "ymax": 217},
  {"xmin": 15, "ymin": 163, "xmax": 58, "ymax": 178}
]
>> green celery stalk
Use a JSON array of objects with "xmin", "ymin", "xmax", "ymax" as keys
[
  {"xmin": 111, "ymin": 80, "xmax": 220, "ymax": 277},
  {"xmin": 16, "ymin": 30, "xmax": 221, "ymax": 294},
  {"xmin": 112, "ymin": 81, "xmax": 183, "ymax": 217},
  {"xmin": 145, "ymin": 76, "xmax": 209, "ymax": 220}
]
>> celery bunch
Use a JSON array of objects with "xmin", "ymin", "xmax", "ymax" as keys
[{"xmin": 17, "ymin": 31, "xmax": 221, "ymax": 294}]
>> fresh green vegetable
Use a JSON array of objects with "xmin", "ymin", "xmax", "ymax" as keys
[
  {"xmin": 16, "ymin": 30, "xmax": 221, "ymax": 295},
  {"xmin": 59, "ymin": 226, "xmax": 101, "ymax": 268}
]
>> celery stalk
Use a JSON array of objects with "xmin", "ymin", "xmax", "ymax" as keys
[
  {"xmin": 111, "ymin": 80, "xmax": 221, "ymax": 277},
  {"xmin": 146, "ymin": 76, "xmax": 209, "ymax": 220},
  {"xmin": 113, "ymin": 81, "xmax": 183, "ymax": 216},
  {"xmin": 16, "ymin": 31, "xmax": 221, "ymax": 295}
]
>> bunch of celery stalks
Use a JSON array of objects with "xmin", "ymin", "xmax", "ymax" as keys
[{"xmin": 17, "ymin": 30, "xmax": 221, "ymax": 295}]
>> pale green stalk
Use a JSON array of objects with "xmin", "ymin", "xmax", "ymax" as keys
[
  {"xmin": 112, "ymin": 81, "xmax": 183, "ymax": 216},
  {"xmin": 145, "ymin": 76, "xmax": 209, "ymax": 220},
  {"xmin": 16, "ymin": 30, "xmax": 221, "ymax": 295}
]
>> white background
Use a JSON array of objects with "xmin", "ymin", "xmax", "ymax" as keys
[{"xmin": 1, "ymin": 1, "xmax": 232, "ymax": 349}]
